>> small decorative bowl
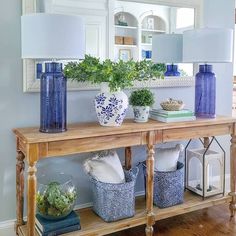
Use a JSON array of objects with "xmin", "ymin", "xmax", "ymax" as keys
[{"xmin": 160, "ymin": 98, "xmax": 185, "ymax": 111}]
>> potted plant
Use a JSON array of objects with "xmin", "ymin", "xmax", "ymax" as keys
[
  {"xmin": 64, "ymin": 55, "xmax": 137, "ymax": 126},
  {"xmin": 129, "ymin": 88, "xmax": 155, "ymax": 123}
]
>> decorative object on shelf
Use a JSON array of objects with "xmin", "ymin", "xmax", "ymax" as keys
[
  {"xmin": 145, "ymin": 50, "xmax": 152, "ymax": 59},
  {"xmin": 152, "ymin": 34, "xmax": 183, "ymax": 76},
  {"xmin": 36, "ymin": 63, "xmax": 43, "ymax": 79},
  {"xmin": 165, "ymin": 64, "xmax": 179, "ymax": 76},
  {"xmin": 83, "ymin": 150, "xmax": 125, "ymax": 184},
  {"xmin": 147, "ymin": 17, "xmax": 154, "ymax": 30},
  {"xmin": 123, "ymin": 36, "xmax": 134, "ymax": 45},
  {"xmin": 21, "ymin": 13, "xmax": 85, "ymax": 133},
  {"xmin": 142, "ymin": 144, "xmax": 184, "ymax": 208},
  {"xmin": 185, "ymin": 137, "xmax": 225, "ymax": 199},
  {"xmin": 160, "ymin": 98, "xmax": 185, "ymax": 111},
  {"xmin": 129, "ymin": 88, "xmax": 154, "ymax": 122},
  {"xmin": 94, "ymin": 82, "xmax": 129, "ymax": 126},
  {"xmin": 65, "ymin": 56, "xmax": 137, "ymax": 126},
  {"xmin": 35, "ymin": 211, "xmax": 81, "ymax": 235},
  {"xmin": 153, "ymin": 144, "xmax": 184, "ymax": 171},
  {"xmin": 115, "ymin": 36, "xmax": 123, "ymax": 45},
  {"xmin": 88, "ymin": 167, "xmax": 139, "ymax": 222},
  {"xmin": 150, "ymin": 108, "xmax": 195, "ymax": 123},
  {"xmin": 183, "ymin": 28, "xmax": 233, "ymax": 118},
  {"xmin": 36, "ymin": 173, "xmax": 77, "ymax": 220},
  {"xmin": 117, "ymin": 12, "xmax": 128, "ymax": 26},
  {"xmin": 119, "ymin": 49, "xmax": 131, "ymax": 61}
]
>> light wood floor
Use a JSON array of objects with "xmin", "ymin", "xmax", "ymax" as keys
[{"xmin": 110, "ymin": 204, "xmax": 236, "ymax": 236}]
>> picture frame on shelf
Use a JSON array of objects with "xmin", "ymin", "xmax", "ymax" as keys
[
  {"xmin": 147, "ymin": 17, "xmax": 154, "ymax": 29},
  {"xmin": 119, "ymin": 49, "xmax": 131, "ymax": 61}
]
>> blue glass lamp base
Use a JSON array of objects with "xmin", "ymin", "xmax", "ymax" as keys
[
  {"xmin": 40, "ymin": 62, "xmax": 67, "ymax": 133},
  {"xmin": 164, "ymin": 64, "xmax": 180, "ymax": 77},
  {"xmin": 195, "ymin": 64, "xmax": 216, "ymax": 119}
]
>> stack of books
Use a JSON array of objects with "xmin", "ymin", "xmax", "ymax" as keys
[
  {"xmin": 35, "ymin": 211, "xmax": 81, "ymax": 236},
  {"xmin": 149, "ymin": 109, "xmax": 196, "ymax": 122}
]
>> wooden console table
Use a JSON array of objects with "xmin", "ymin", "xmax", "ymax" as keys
[{"xmin": 13, "ymin": 116, "xmax": 236, "ymax": 236}]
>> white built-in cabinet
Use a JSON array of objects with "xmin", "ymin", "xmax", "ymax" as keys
[
  {"xmin": 40, "ymin": 0, "xmax": 109, "ymax": 60},
  {"xmin": 114, "ymin": 1, "xmax": 171, "ymax": 61},
  {"xmin": 40, "ymin": 0, "xmax": 172, "ymax": 62}
]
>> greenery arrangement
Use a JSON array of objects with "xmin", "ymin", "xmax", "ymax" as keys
[
  {"xmin": 36, "ymin": 182, "xmax": 77, "ymax": 219},
  {"xmin": 135, "ymin": 60, "xmax": 165, "ymax": 81},
  {"xmin": 64, "ymin": 55, "xmax": 165, "ymax": 92},
  {"xmin": 129, "ymin": 88, "xmax": 155, "ymax": 107}
]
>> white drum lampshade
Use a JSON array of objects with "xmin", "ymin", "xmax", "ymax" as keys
[
  {"xmin": 183, "ymin": 28, "xmax": 233, "ymax": 63},
  {"xmin": 21, "ymin": 13, "xmax": 85, "ymax": 59},
  {"xmin": 152, "ymin": 34, "xmax": 183, "ymax": 63},
  {"xmin": 152, "ymin": 34, "xmax": 183, "ymax": 76}
]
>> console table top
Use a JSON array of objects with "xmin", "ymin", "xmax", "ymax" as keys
[{"xmin": 13, "ymin": 116, "xmax": 236, "ymax": 143}]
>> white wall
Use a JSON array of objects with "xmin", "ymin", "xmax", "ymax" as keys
[{"xmin": 0, "ymin": 0, "xmax": 234, "ymax": 233}]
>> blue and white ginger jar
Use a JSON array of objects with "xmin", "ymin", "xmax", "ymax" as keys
[{"xmin": 94, "ymin": 83, "xmax": 128, "ymax": 126}]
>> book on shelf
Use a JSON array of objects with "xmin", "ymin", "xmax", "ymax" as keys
[
  {"xmin": 35, "ymin": 223, "xmax": 81, "ymax": 236},
  {"xmin": 149, "ymin": 114, "xmax": 196, "ymax": 123},
  {"xmin": 151, "ymin": 109, "xmax": 193, "ymax": 116},
  {"xmin": 35, "ymin": 211, "xmax": 80, "ymax": 233}
]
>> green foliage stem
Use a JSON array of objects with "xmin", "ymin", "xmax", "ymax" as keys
[{"xmin": 64, "ymin": 55, "xmax": 165, "ymax": 92}]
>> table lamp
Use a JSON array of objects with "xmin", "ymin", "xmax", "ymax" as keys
[
  {"xmin": 152, "ymin": 34, "xmax": 183, "ymax": 76},
  {"xmin": 21, "ymin": 13, "xmax": 85, "ymax": 133},
  {"xmin": 183, "ymin": 28, "xmax": 233, "ymax": 118}
]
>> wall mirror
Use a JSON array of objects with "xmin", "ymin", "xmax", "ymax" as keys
[{"xmin": 22, "ymin": 0, "xmax": 201, "ymax": 92}]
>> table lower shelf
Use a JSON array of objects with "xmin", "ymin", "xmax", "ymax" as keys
[{"xmin": 18, "ymin": 191, "xmax": 231, "ymax": 236}]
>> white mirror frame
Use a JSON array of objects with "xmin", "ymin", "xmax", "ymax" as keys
[{"xmin": 22, "ymin": 0, "xmax": 201, "ymax": 92}]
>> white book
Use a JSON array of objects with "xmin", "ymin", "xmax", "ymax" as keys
[{"xmin": 150, "ymin": 114, "xmax": 196, "ymax": 123}]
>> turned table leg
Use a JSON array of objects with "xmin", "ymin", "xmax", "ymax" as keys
[
  {"xmin": 146, "ymin": 131, "xmax": 155, "ymax": 236},
  {"xmin": 27, "ymin": 162, "xmax": 37, "ymax": 236},
  {"xmin": 229, "ymin": 134, "xmax": 236, "ymax": 217},
  {"xmin": 125, "ymin": 147, "xmax": 132, "ymax": 170},
  {"xmin": 15, "ymin": 151, "xmax": 25, "ymax": 234},
  {"xmin": 27, "ymin": 144, "xmax": 39, "ymax": 236}
]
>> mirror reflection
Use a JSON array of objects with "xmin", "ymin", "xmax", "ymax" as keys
[{"xmin": 35, "ymin": 0, "xmax": 195, "ymax": 79}]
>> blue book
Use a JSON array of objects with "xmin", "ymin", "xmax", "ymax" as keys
[
  {"xmin": 35, "ymin": 211, "xmax": 80, "ymax": 233},
  {"xmin": 35, "ymin": 223, "xmax": 81, "ymax": 236}
]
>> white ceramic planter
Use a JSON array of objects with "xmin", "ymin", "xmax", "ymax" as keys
[
  {"xmin": 133, "ymin": 106, "xmax": 150, "ymax": 123},
  {"xmin": 94, "ymin": 83, "xmax": 128, "ymax": 126}
]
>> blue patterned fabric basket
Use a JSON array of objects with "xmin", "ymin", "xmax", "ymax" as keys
[
  {"xmin": 142, "ymin": 162, "xmax": 184, "ymax": 208},
  {"xmin": 89, "ymin": 167, "xmax": 139, "ymax": 222}
]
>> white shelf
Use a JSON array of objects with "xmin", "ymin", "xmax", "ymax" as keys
[
  {"xmin": 115, "ymin": 25, "xmax": 138, "ymax": 30},
  {"xmin": 115, "ymin": 44, "xmax": 137, "ymax": 48},
  {"xmin": 141, "ymin": 43, "xmax": 152, "ymax": 46},
  {"xmin": 141, "ymin": 28, "xmax": 166, "ymax": 33}
]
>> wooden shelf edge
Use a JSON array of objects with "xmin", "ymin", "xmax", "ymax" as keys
[{"xmin": 18, "ymin": 193, "xmax": 231, "ymax": 236}]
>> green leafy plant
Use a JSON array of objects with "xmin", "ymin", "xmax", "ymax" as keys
[
  {"xmin": 129, "ymin": 88, "xmax": 155, "ymax": 107},
  {"xmin": 36, "ymin": 182, "xmax": 77, "ymax": 218},
  {"xmin": 64, "ymin": 55, "xmax": 101, "ymax": 83},
  {"xmin": 135, "ymin": 60, "xmax": 165, "ymax": 80},
  {"xmin": 64, "ymin": 55, "xmax": 137, "ymax": 92},
  {"xmin": 64, "ymin": 55, "xmax": 165, "ymax": 92}
]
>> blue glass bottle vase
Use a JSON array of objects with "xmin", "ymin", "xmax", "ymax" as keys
[
  {"xmin": 40, "ymin": 62, "xmax": 67, "ymax": 133},
  {"xmin": 195, "ymin": 64, "xmax": 216, "ymax": 118},
  {"xmin": 164, "ymin": 64, "xmax": 180, "ymax": 76}
]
